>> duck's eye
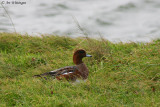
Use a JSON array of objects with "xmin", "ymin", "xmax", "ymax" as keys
[{"xmin": 79, "ymin": 50, "xmax": 85, "ymax": 54}]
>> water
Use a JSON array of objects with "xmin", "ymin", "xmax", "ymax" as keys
[{"xmin": 0, "ymin": 0, "xmax": 160, "ymax": 42}]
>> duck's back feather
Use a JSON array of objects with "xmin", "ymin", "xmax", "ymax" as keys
[{"xmin": 34, "ymin": 66, "xmax": 78, "ymax": 78}]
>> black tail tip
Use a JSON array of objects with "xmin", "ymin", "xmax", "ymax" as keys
[{"xmin": 33, "ymin": 75, "xmax": 41, "ymax": 77}]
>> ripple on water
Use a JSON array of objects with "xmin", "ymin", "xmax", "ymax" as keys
[{"xmin": 118, "ymin": 2, "xmax": 136, "ymax": 11}]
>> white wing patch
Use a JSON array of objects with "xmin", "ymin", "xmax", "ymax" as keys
[
  {"xmin": 50, "ymin": 70, "xmax": 56, "ymax": 73},
  {"xmin": 63, "ymin": 72, "xmax": 73, "ymax": 75}
]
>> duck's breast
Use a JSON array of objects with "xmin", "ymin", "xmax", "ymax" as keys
[{"xmin": 76, "ymin": 63, "xmax": 89, "ymax": 79}]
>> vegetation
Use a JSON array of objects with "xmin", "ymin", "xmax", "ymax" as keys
[{"xmin": 0, "ymin": 32, "xmax": 159, "ymax": 107}]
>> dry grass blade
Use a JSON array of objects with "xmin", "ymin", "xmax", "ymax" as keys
[
  {"xmin": 72, "ymin": 16, "xmax": 89, "ymax": 38},
  {"xmin": 0, "ymin": 3, "xmax": 16, "ymax": 33}
]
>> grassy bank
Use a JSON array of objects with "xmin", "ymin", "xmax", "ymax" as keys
[{"xmin": 0, "ymin": 33, "xmax": 159, "ymax": 107}]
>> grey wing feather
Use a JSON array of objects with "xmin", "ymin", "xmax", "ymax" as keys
[
  {"xmin": 49, "ymin": 66, "xmax": 78, "ymax": 76},
  {"xmin": 34, "ymin": 66, "xmax": 78, "ymax": 77}
]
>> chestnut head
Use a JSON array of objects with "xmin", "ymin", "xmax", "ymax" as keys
[{"xmin": 73, "ymin": 49, "xmax": 92, "ymax": 65}]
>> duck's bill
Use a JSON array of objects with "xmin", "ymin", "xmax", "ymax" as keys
[{"xmin": 86, "ymin": 54, "xmax": 92, "ymax": 57}]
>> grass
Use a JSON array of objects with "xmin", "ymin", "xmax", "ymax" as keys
[{"xmin": 0, "ymin": 32, "xmax": 159, "ymax": 107}]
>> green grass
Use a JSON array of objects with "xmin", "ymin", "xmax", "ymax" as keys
[{"xmin": 0, "ymin": 32, "xmax": 159, "ymax": 107}]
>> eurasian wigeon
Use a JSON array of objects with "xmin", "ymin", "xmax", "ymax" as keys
[{"xmin": 34, "ymin": 49, "xmax": 92, "ymax": 81}]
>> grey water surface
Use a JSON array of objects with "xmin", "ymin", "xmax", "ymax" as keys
[{"xmin": 0, "ymin": 0, "xmax": 160, "ymax": 42}]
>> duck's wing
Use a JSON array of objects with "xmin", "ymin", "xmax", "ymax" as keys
[
  {"xmin": 34, "ymin": 66, "xmax": 78, "ymax": 77},
  {"xmin": 49, "ymin": 66, "xmax": 78, "ymax": 76}
]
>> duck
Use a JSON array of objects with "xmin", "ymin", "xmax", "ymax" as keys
[{"xmin": 34, "ymin": 49, "xmax": 92, "ymax": 81}]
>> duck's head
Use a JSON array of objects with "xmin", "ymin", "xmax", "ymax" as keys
[{"xmin": 73, "ymin": 49, "xmax": 92, "ymax": 65}]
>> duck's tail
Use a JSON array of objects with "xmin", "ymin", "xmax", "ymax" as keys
[
  {"xmin": 33, "ymin": 74, "xmax": 42, "ymax": 77},
  {"xmin": 33, "ymin": 71, "xmax": 57, "ymax": 78}
]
